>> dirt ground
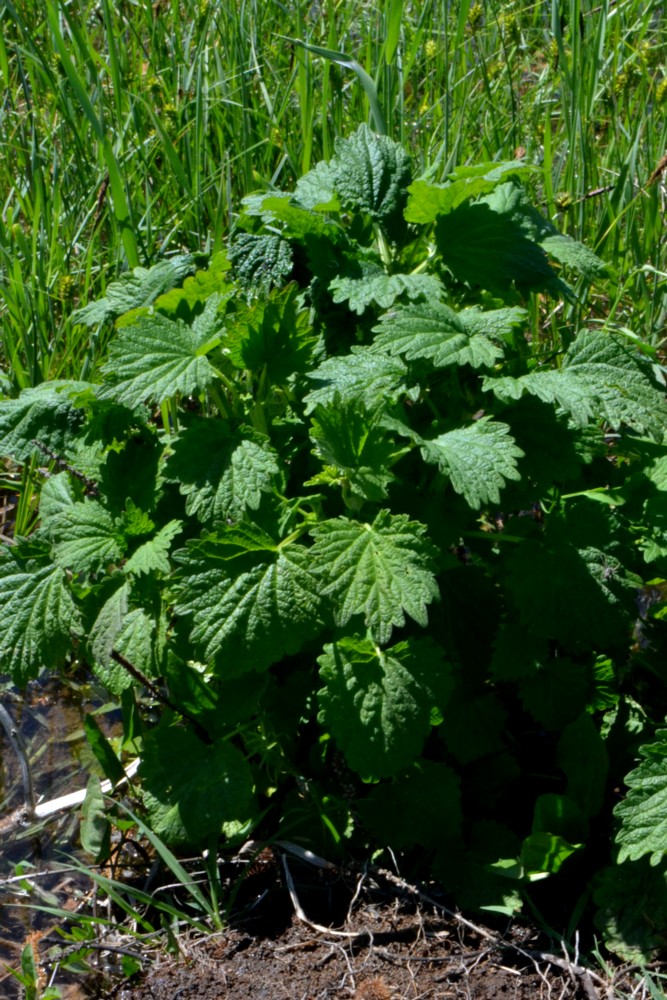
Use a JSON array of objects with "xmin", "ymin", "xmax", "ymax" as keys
[{"xmin": 93, "ymin": 851, "xmax": 630, "ymax": 1000}]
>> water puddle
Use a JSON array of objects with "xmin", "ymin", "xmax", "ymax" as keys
[{"xmin": 0, "ymin": 672, "xmax": 122, "ymax": 997}]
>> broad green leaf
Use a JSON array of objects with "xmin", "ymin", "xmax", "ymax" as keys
[
  {"xmin": 435, "ymin": 201, "xmax": 558, "ymax": 295},
  {"xmin": 615, "ymin": 730, "xmax": 667, "ymax": 865},
  {"xmin": 141, "ymin": 725, "xmax": 254, "ymax": 844},
  {"xmin": 562, "ymin": 330, "xmax": 667, "ymax": 436},
  {"xmin": 165, "ymin": 421, "xmax": 280, "ymax": 525},
  {"xmin": 532, "ymin": 793, "xmax": 589, "ymax": 843},
  {"xmin": 294, "ymin": 159, "xmax": 340, "ymax": 211},
  {"xmin": 0, "ymin": 547, "xmax": 81, "ymax": 683},
  {"xmin": 594, "ymin": 859, "xmax": 667, "ymax": 962},
  {"xmin": 304, "ymin": 346, "xmax": 409, "ymax": 413},
  {"xmin": 318, "ymin": 636, "xmax": 452, "ymax": 778},
  {"xmin": 558, "ymin": 715, "xmax": 609, "ymax": 818},
  {"xmin": 519, "ymin": 658, "xmax": 588, "ymax": 731},
  {"xmin": 309, "ymin": 399, "xmax": 402, "ymax": 501},
  {"xmin": 0, "ymin": 381, "xmax": 87, "ymax": 462},
  {"xmin": 405, "ymin": 162, "xmax": 536, "ymax": 224},
  {"xmin": 419, "ymin": 418, "xmax": 523, "ymax": 509},
  {"xmin": 331, "ymin": 124, "xmax": 411, "ymax": 237},
  {"xmin": 228, "ymin": 232, "xmax": 292, "ymax": 293},
  {"xmin": 224, "ymin": 284, "xmax": 317, "ymax": 380},
  {"xmin": 123, "ymin": 520, "xmax": 183, "ymax": 576},
  {"xmin": 541, "ymin": 235, "xmax": 608, "ymax": 281},
  {"xmin": 458, "ymin": 305, "xmax": 528, "ymax": 340},
  {"xmin": 81, "ymin": 776, "xmax": 111, "ymax": 861},
  {"xmin": 520, "ymin": 832, "xmax": 580, "ymax": 877},
  {"xmin": 371, "ymin": 302, "xmax": 502, "ymax": 369},
  {"xmin": 174, "ymin": 529, "xmax": 324, "ymax": 673},
  {"xmin": 84, "ymin": 713, "xmax": 126, "ymax": 786},
  {"xmin": 441, "ymin": 691, "xmax": 508, "ymax": 764},
  {"xmin": 310, "ymin": 510, "xmax": 439, "ymax": 644},
  {"xmin": 255, "ymin": 196, "xmax": 346, "ymax": 243},
  {"xmin": 46, "ymin": 498, "xmax": 125, "ymax": 575},
  {"xmin": 487, "ymin": 331, "xmax": 667, "ymax": 434},
  {"xmin": 99, "ymin": 295, "xmax": 222, "ymax": 407},
  {"xmin": 71, "ymin": 255, "xmax": 195, "ymax": 326},
  {"xmin": 329, "ymin": 269, "xmax": 443, "ymax": 315},
  {"xmin": 88, "ymin": 580, "xmax": 131, "ymax": 682},
  {"xmin": 358, "ymin": 761, "xmax": 462, "ymax": 847},
  {"xmin": 152, "ymin": 252, "xmax": 233, "ymax": 322}
]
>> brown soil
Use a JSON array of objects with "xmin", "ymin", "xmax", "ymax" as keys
[{"xmin": 121, "ymin": 913, "xmax": 586, "ymax": 1000}]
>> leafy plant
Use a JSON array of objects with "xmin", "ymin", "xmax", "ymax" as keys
[{"xmin": 2, "ymin": 125, "xmax": 667, "ymax": 960}]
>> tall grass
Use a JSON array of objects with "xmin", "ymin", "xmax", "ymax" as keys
[{"xmin": 0, "ymin": 0, "xmax": 666, "ymax": 389}]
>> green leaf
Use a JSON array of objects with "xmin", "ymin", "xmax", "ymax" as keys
[
  {"xmin": 0, "ymin": 381, "xmax": 87, "ymax": 462},
  {"xmin": 434, "ymin": 200, "xmax": 558, "ymax": 295},
  {"xmin": 88, "ymin": 580, "xmax": 131, "ymax": 678},
  {"xmin": 541, "ymin": 235, "xmax": 608, "ymax": 281},
  {"xmin": 329, "ymin": 269, "xmax": 443, "ymax": 315},
  {"xmin": 330, "ymin": 124, "xmax": 411, "ymax": 237},
  {"xmin": 562, "ymin": 330, "xmax": 667, "ymax": 436},
  {"xmin": 228, "ymin": 232, "xmax": 293, "ymax": 294},
  {"xmin": 309, "ymin": 399, "xmax": 401, "ymax": 502},
  {"xmin": 294, "ymin": 159, "xmax": 340, "ymax": 211},
  {"xmin": 358, "ymin": 761, "xmax": 462, "ymax": 847},
  {"xmin": 84, "ymin": 713, "xmax": 126, "ymax": 786},
  {"xmin": 310, "ymin": 510, "xmax": 439, "ymax": 644},
  {"xmin": 140, "ymin": 725, "xmax": 254, "ymax": 844},
  {"xmin": 46, "ymin": 498, "xmax": 125, "ymax": 575},
  {"xmin": 224, "ymin": 284, "xmax": 317, "ymax": 380},
  {"xmin": 99, "ymin": 295, "xmax": 222, "ymax": 407},
  {"xmin": 558, "ymin": 715, "xmax": 609, "ymax": 818},
  {"xmin": 520, "ymin": 832, "xmax": 579, "ymax": 877},
  {"xmin": 318, "ymin": 635, "xmax": 452, "ymax": 778},
  {"xmin": 81, "ymin": 776, "xmax": 111, "ymax": 861},
  {"xmin": 519, "ymin": 658, "xmax": 588, "ymax": 731},
  {"xmin": 441, "ymin": 692, "xmax": 507, "ymax": 764},
  {"xmin": 165, "ymin": 421, "xmax": 280, "ymax": 525},
  {"xmin": 152, "ymin": 252, "xmax": 233, "ymax": 322},
  {"xmin": 123, "ymin": 520, "xmax": 183, "ymax": 576},
  {"xmin": 71, "ymin": 255, "xmax": 195, "ymax": 326},
  {"xmin": 615, "ymin": 730, "xmax": 667, "ymax": 865},
  {"xmin": 405, "ymin": 162, "xmax": 537, "ymax": 224},
  {"xmin": 594, "ymin": 859, "xmax": 667, "ymax": 962},
  {"xmin": 304, "ymin": 346, "xmax": 409, "ymax": 413},
  {"xmin": 419, "ymin": 418, "xmax": 524, "ymax": 509},
  {"xmin": 0, "ymin": 547, "xmax": 81, "ymax": 683},
  {"xmin": 371, "ymin": 302, "xmax": 503, "ymax": 369},
  {"xmin": 174, "ymin": 528, "xmax": 324, "ymax": 673}
]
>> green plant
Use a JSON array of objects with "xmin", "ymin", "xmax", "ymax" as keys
[{"xmin": 2, "ymin": 125, "xmax": 667, "ymax": 961}]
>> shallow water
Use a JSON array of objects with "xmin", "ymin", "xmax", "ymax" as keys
[{"xmin": 0, "ymin": 673, "xmax": 121, "ymax": 997}]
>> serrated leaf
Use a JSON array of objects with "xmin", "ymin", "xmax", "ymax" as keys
[
  {"xmin": 486, "ymin": 368, "xmax": 595, "ymax": 424},
  {"xmin": 310, "ymin": 510, "xmax": 439, "ymax": 644},
  {"xmin": 594, "ymin": 859, "xmax": 667, "ymax": 962},
  {"xmin": 329, "ymin": 268, "xmax": 443, "ymax": 315},
  {"xmin": 224, "ymin": 283, "xmax": 317, "ymax": 380},
  {"xmin": 309, "ymin": 399, "xmax": 401, "ymax": 502},
  {"xmin": 405, "ymin": 162, "xmax": 536, "ymax": 224},
  {"xmin": 228, "ymin": 232, "xmax": 293, "ymax": 294},
  {"xmin": 318, "ymin": 636, "xmax": 452, "ymax": 778},
  {"xmin": 294, "ymin": 159, "xmax": 340, "ymax": 211},
  {"xmin": 165, "ymin": 421, "xmax": 280, "ymax": 525},
  {"xmin": 141, "ymin": 725, "xmax": 254, "ymax": 844},
  {"xmin": 256, "ymin": 196, "xmax": 346, "ymax": 244},
  {"xmin": 153, "ymin": 252, "xmax": 233, "ymax": 322},
  {"xmin": 541, "ymin": 235, "xmax": 608, "ymax": 280},
  {"xmin": 331, "ymin": 124, "xmax": 412, "ymax": 237},
  {"xmin": 371, "ymin": 302, "xmax": 502, "ymax": 369},
  {"xmin": 88, "ymin": 579, "xmax": 131, "ymax": 676},
  {"xmin": 124, "ymin": 520, "xmax": 183, "ymax": 576},
  {"xmin": 615, "ymin": 730, "xmax": 667, "ymax": 865},
  {"xmin": 562, "ymin": 330, "xmax": 667, "ymax": 436},
  {"xmin": 174, "ymin": 529, "xmax": 324, "ymax": 674},
  {"xmin": 45, "ymin": 498, "xmax": 125, "ymax": 575},
  {"xmin": 304, "ymin": 346, "xmax": 409, "ymax": 413},
  {"xmin": 0, "ymin": 381, "xmax": 87, "ymax": 462},
  {"xmin": 0, "ymin": 547, "xmax": 81, "ymax": 683},
  {"xmin": 435, "ymin": 200, "xmax": 558, "ymax": 295},
  {"xmin": 72, "ymin": 255, "xmax": 195, "ymax": 326},
  {"xmin": 99, "ymin": 295, "xmax": 222, "ymax": 407},
  {"xmin": 458, "ymin": 305, "xmax": 528, "ymax": 340},
  {"xmin": 419, "ymin": 418, "xmax": 523, "ymax": 509}
]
